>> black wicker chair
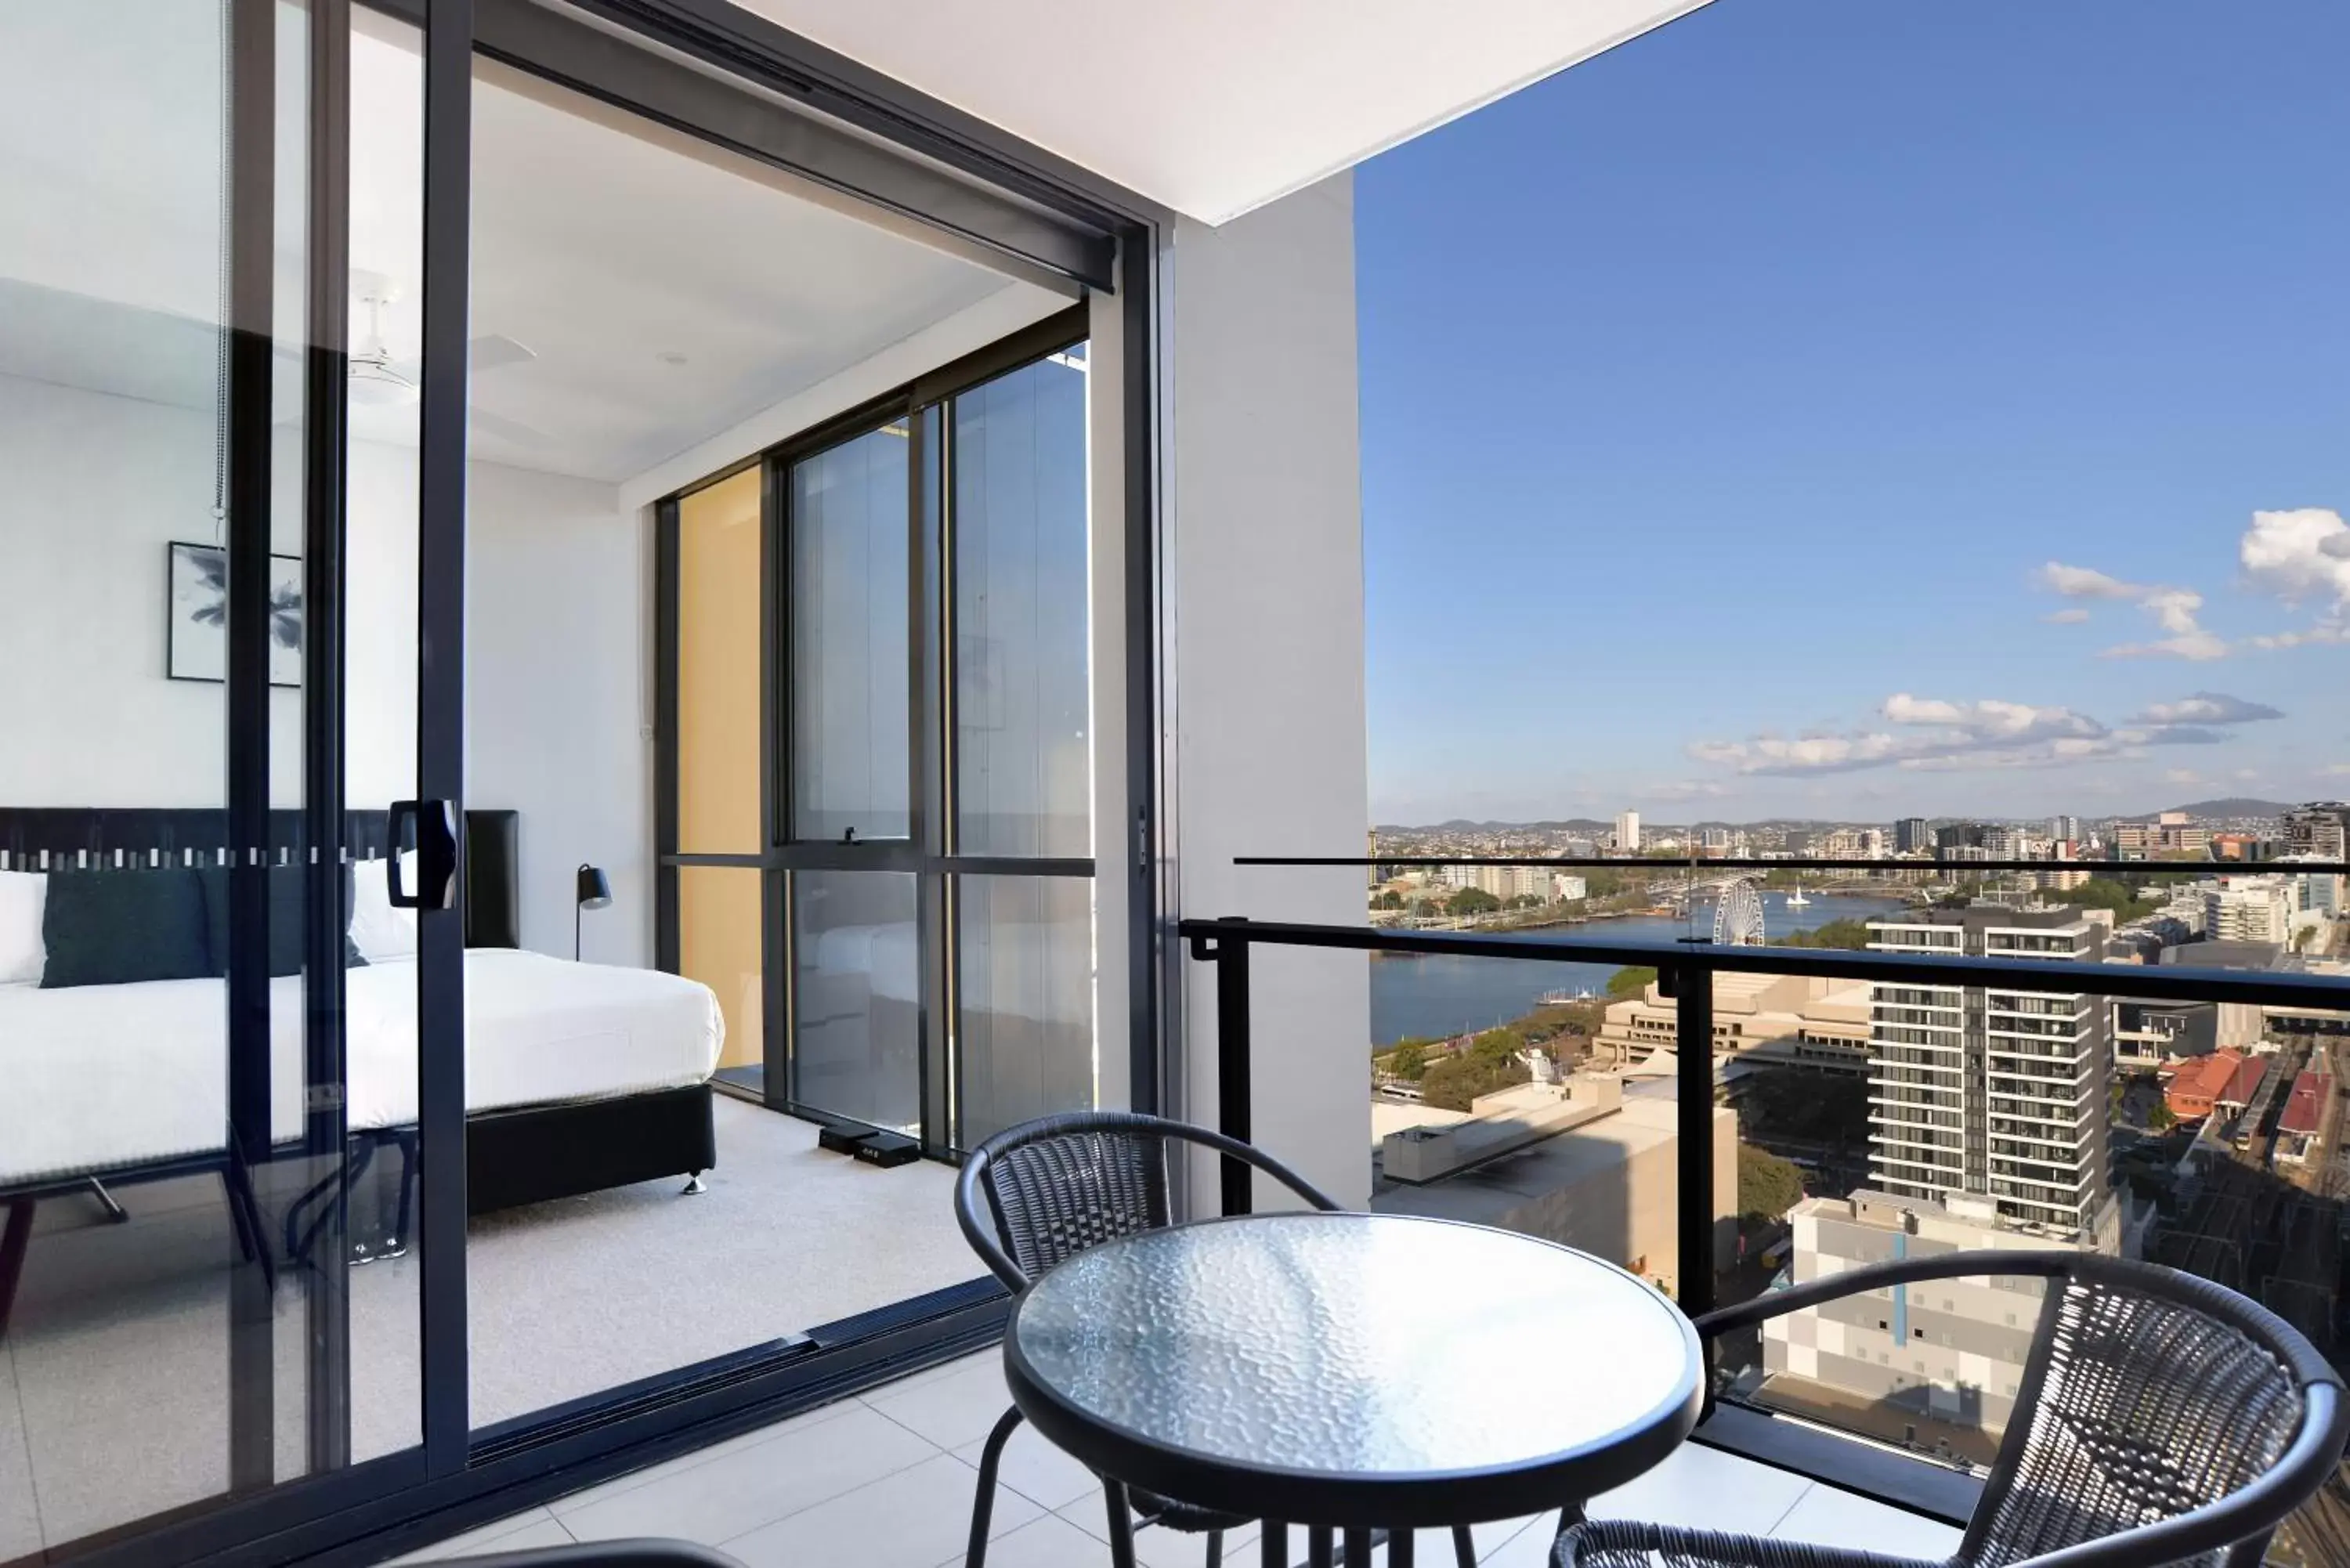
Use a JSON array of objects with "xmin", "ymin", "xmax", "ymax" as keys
[
  {"xmin": 956, "ymin": 1111, "xmax": 1477, "ymax": 1568},
  {"xmin": 1555, "ymin": 1251, "xmax": 2349, "ymax": 1568}
]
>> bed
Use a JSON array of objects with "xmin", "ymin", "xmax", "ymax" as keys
[{"xmin": 0, "ymin": 807, "xmax": 723, "ymax": 1329}]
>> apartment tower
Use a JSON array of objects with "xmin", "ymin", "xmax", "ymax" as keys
[{"xmin": 1866, "ymin": 906, "xmax": 2113, "ymax": 1235}]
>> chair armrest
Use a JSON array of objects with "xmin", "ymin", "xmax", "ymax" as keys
[{"xmin": 1694, "ymin": 1249, "xmax": 2074, "ymax": 1340}]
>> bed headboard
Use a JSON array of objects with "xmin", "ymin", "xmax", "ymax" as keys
[{"xmin": 0, "ymin": 807, "xmax": 522, "ymax": 949}]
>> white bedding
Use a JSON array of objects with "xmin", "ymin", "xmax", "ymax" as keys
[{"xmin": 0, "ymin": 948, "xmax": 723, "ymax": 1187}]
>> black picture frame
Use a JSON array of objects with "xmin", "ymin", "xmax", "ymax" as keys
[{"xmin": 166, "ymin": 539, "xmax": 303, "ymax": 688}]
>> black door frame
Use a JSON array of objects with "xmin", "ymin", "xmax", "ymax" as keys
[{"xmin": 49, "ymin": 0, "xmax": 1164, "ymax": 1563}]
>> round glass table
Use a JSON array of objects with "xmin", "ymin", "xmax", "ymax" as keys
[{"xmin": 1004, "ymin": 1211, "xmax": 1702, "ymax": 1555}]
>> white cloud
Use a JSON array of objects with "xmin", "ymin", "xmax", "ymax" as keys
[
  {"xmin": 2037, "ymin": 562, "xmax": 2145, "ymax": 599},
  {"xmin": 2328, "ymin": 764, "xmax": 2350, "ymax": 777},
  {"xmin": 2233, "ymin": 768, "xmax": 2261, "ymax": 782},
  {"xmin": 2164, "ymin": 768, "xmax": 2205, "ymax": 786},
  {"xmin": 2244, "ymin": 622, "xmax": 2350, "ymax": 651},
  {"xmin": 1881, "ymin": 694, "xmax": 2103, "ymax": 739},
  {"xmin": 2101, "ymin": 586, "xmax": 2229, "ymax": 660},
  {"xmin": 2127, "ymin": 692, "xmax": 2283, "ymax": 725},
  {"xmin": 1649, "ymin": 779, "xmax": 1727, "ymax": 801},
  {"xmin": 2240, "ymin": 508, "xmax": 2350, "ymax": 609},
  {"xmin": 1693, "ymin": 692, "xmax": 2249, "ymax": 779},
  {"xmin": 2038, "ymin": 561, "xmax": 2231, "ymax": 659},
  {"xmin": 2041, "ymin": 607, "xmax": 2092, "ymax": 625}
]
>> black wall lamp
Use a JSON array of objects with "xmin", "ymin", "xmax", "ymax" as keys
[{"xmin": 574, "ymin": 863, "xmax": 612, "ymax": 961}]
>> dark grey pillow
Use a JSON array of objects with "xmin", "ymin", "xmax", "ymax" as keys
[
  {"xmin": 199, "ymin": 864, "xmax": 366, "ymax": 977},
  {"xmin": 39, "ymin": 869, "xmax": 212, "ymax": 988}
]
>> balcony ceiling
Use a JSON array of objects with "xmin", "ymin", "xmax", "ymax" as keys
[{"xmin": 726, "ymin": 0, "xmax": 1716, "ymax": 225}]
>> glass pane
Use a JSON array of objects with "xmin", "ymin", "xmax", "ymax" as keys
[
  {"xmin": 953, "ymin": 352, "xmax": 1090, "ymax": 858},
  {"xmin": 955, "ymin": 876, "xmax": 1095, "ymax": 1148},
  {"xmin": 790, "ymin": 424, "xmax": 909, "ymax": 843},
  {"xmin": 0, "ymin": 0, "xmax": 424, "ymax": 1546},
  {"xmin": 676, "ymin": 468, "xmax": 764, "ymax": 853},
  {"xmin": 792, "ymin": 871, "xmax": 919, "ymax": 1132},
  {"xmin": 681, "ymin": 866, "xmax": 765, "ymax": 1097}
]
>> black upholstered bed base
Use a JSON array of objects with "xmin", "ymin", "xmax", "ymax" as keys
[{"xmin": 467, "ymin": 1083, "xmax": 716, "ymax": 1215}]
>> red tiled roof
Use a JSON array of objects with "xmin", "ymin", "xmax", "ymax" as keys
[
  {"xmin": 2167, "ymin": 1050, "xmax": 2243, "ymax": 1101},
  {"xmin": 2280, "ymin": 1071, "xmax": 2330, "ymax": 1137},
  {"xmin": 2222, "ymin": 1054, "xmax": 2269, "ymax": 1107}
]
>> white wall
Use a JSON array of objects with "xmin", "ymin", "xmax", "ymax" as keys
[
  {"xmin": 1165, "ymin": 173, "xmax": 1372, "ymax": 1207},
  {"xmin": 0, "ymin": 370, "xmax": 651, "ymax": 965},
  {"xmin": 465, "ymin": 465, "xmax": 650, "ymax": 966}
]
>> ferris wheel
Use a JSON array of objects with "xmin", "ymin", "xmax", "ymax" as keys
[{"xmin": 1712, "ymin": 877, "xmax": 1768, "ymax": 946}]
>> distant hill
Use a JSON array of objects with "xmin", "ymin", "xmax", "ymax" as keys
[{"xmin": 2160, "ymin": 798, "xmax": 2295, "ymax": 820}]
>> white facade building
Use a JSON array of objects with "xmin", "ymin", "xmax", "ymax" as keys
[
  {"xmin": 1867, "ymin": 907, "xmax": 2113, "ymax": 1235},
  {"xmin": 1614, "ymin": 810, "xmax": 1642, "ymax": 853},
  {"xmin": 2204, "ymin": 876, "xmax": 2298, "ymax": 944}
]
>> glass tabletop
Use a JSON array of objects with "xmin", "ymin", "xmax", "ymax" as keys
[{"xmin": 1008, "ymin": 1212, "xmax": 1700, "ymax": 1483}]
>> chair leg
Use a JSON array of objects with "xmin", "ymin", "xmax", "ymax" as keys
[
  {"xmin": 0, "ymin": 1199, "xmax": 33, "ymax": 1340},
  {"xmin": 966, "ymin": 1404, "xmax": 1025, "ymax": 1568},
  {"xmin": 1452, "ymin": 1526, "xmax": 1476, "ymax": 1568},
  {"xmin": 1205, "ymin": 1530, "xmax": 1224, "ymax": 1568},
  {"xmin": 1103, "ymin": 1479, "xmax": 1140, "ymax": 1568}
]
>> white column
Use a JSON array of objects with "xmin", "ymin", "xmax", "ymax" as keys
[{"xmin": 1163, "ymin": 172, "xmax": 1370, "ymax": 1207}]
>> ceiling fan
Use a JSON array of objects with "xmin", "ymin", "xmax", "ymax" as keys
[{"xmin": 345, "ymin": 273, "xmax": 552, "ymax": 448}]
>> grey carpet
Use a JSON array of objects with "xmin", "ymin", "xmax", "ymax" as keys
[{"xmin": 0, "ymin": 1097, "xmax": 974, "ymax": 1555}]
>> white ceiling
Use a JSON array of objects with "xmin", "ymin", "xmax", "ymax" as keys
[
  {"xmin": 729, "ymin": 0, "xmax": 1716, "ymax": 224},
  {"xmin": 0, "ymin": 8, "xmax": 1063, "ymax": 486}
]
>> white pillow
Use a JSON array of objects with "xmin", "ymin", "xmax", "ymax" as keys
[
  {"xmin": 349, "ymin": 851, "xmax": 420, "ymax": 963},
  {"xmin": 0, "ymin": 869, "xmax": 45, "ymax": 985}
]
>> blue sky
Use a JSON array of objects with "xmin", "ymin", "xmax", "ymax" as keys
[{"xmin": 1357, "ymin": 0, "xmax": 2350, "ymax": 826}]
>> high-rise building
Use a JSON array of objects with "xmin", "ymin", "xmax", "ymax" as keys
[
  {"xmin": 1697, "ymin": 826, "xmax": 1732, "ymax": 851},
  {"xmin": 1979, "ymin": 824, "xmax": 2023, "ymax": 858},
  {"xmin": 2048, "ymin": 815, "xmax": 2081, "ymax": 846},
  {"xmin": 1614, "ymin": 811, "xmax": 1641, "ymax": 853},
  {"xmin": 2284, "ymin": 802, "xmax": 2350, "ymax": 862},
  {"xmin": 2203, "ymin": 875, "xmax": 2298, "ymax": 943},
  {"xmin": 1932, "ymin": 823, "xmax": 1981, "ymax": 855},
  {"xmin": 1865, "ymin": 907, "xmax": 2113, "ymax": 1235},
  {"xmin": 1895, "ymin": 817, "xmax": 1931, "ymax": 854}
]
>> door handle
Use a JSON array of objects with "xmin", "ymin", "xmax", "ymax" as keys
[{"xmin": 387, "ymin": 799, "xmax": 460, "ymax": 911}]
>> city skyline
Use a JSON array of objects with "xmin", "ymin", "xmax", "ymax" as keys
[{"xmin": 1358, "ymin": 0, "xmax": 2350, "ymax": 826}]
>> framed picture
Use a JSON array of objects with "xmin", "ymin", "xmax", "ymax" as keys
[{"xmin": 167, "ymin": 540, "xmax": 303, "ymax": 687}]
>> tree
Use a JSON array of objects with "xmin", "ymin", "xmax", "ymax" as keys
[
  {"xmin": 2048, "ymin": 880, "xmax": 2143, "ymax": 918},
  {"xmin": 1447, "ymin": 887, "xmax": 1502, "ymax": 916},
  {"xmin": 2147, "ymin": 1100, "xmax": 2178, "ymax": 1133},
  {"xmin": 1371, "ymin": 890, "xmax": 1404, "ymax": 911},
  {"xmin": 1607, "ymin": 965, "xmax": 1657, "ymax": 999},
  {"xmin": 1420, "ymin": 1053, "xmax": 1529, "ymax": 1111},
  {"xmin": 1737, "ymin": 1143, "xmax": 1806, "ymax": 1223},
  {"xmin": 1777, "ymin": 918, "xmax": 1874, "ymax": 951},
  {"xmin": 1386, "ymin": 1042, "xmax": 1427, "ymax": 1082}
]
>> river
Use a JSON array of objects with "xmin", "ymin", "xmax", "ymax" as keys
[{"xmin": 1368, "ymin": 891, "xmax": 1911, "ymax": 1046}]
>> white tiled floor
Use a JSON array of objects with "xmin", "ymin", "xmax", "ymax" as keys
[{"xmin": 383, "ymin": 1352, "xmax": 1964, "ymax": 1567}]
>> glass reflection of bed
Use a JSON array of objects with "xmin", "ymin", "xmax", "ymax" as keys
[{"xmin": 0, "ymin": 807, "xmax": 722, "ymax": 1332}]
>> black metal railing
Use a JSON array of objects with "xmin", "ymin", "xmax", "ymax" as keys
[
  {"xmin": 1179, "ymin": 916, "xmax": 2350, "ymax": 1317},
  {"xmin": 1180, "ymin": 875, "xmax": 2350, "ymax": 1512}
]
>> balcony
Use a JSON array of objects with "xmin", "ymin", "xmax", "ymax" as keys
[
  {"xmin": 381, "ymin": 1353, "xmax": 1962, "ymax": 1568},
  {"xmin": 1177, "ymin": 887, "xmax": 2350, "ymax": 1563}
]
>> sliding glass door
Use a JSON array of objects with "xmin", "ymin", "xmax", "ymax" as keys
[
  {"xmin": 0, "ymin": 0, "xmax": 428, "ymax": 1552},
  {"xmin": 3, "ymin": 0, "xmax": 1141, "ymax": 1557}
]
